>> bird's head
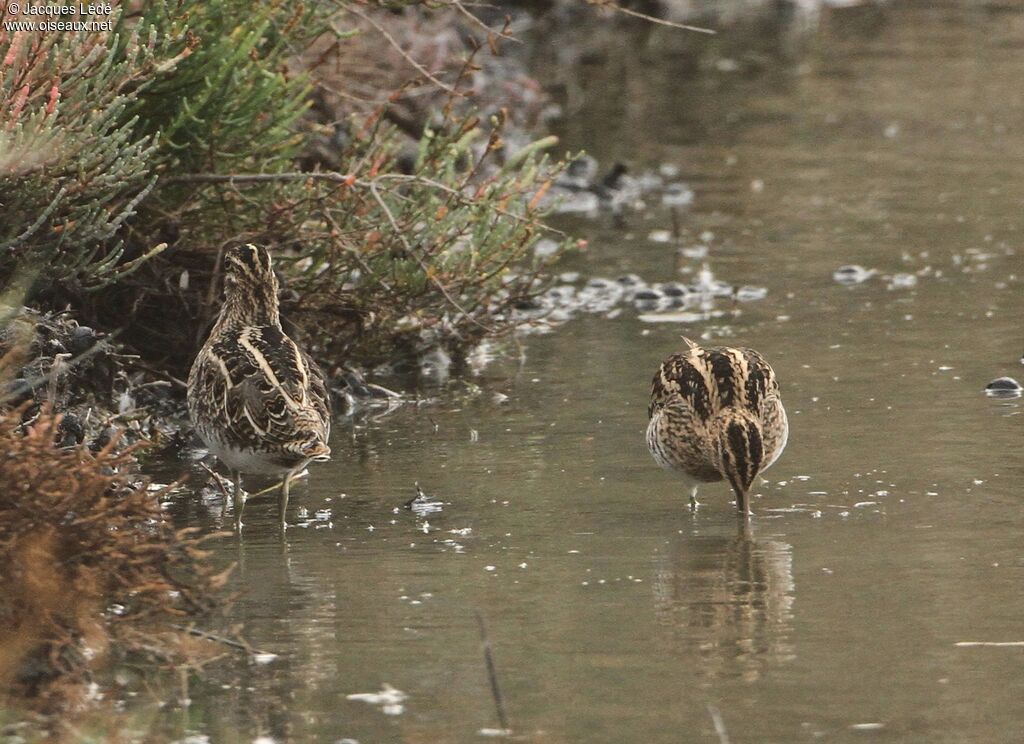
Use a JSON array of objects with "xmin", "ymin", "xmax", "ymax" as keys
[
  {"xmin": 220, "ymin": 244, "xmax": 280, "ymax": 323},
  {"xmin": 224, "ymin": 244, "xmax": 277, "ymax": 290}
]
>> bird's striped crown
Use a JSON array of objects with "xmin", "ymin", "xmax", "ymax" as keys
[{"xmin": 220, "ymin": 243, "xmax": 280, "ymax": 326}]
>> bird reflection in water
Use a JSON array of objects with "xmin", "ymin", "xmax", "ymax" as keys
[{"xmin": 653, "ymin": 522, "xmax": 796, "ymax": 681}]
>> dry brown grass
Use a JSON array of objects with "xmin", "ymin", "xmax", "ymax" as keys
[{"xmin": 0, "ymin": 405, "xmax": 228, "ymax": 709}]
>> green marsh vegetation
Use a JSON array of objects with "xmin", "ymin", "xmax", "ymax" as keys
[{"xmin": 1, "ymin": 0, "xmax": 571, "ymax": 377}]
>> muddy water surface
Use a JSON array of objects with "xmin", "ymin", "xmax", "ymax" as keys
[{"xmin": 162, "ymin": 5, "xmax": 1022, "ymax": 742}]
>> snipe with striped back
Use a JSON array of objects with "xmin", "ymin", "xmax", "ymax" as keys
[
  {"xmin": 188, "ymin": 244, "xmax": 332, "ymax": 528},
  {"xmin": 646, "ymin": 338, "xmax": 788, "ymax": 515}
]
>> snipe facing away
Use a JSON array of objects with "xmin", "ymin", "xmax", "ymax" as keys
[
  {"xmin": 646, "ymin": 338, "xmax": 788, "ymax": 515},
  {"xmin": 188, "ymin": 244, "xmax": 332, "ymax": 527}
]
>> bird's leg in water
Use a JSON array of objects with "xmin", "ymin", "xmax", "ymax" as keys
[
  {"xmin": 279, "ymin": 470, "xmax": 294, "ymax": 527},
  {"xmin": 233, "ymin": 470, "xmax": 245, "ymax": 529}
]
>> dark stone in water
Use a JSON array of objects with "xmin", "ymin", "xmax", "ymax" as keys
[
  {"xmin": 984, "ymin": 376, "xmax": 1022, "ymax": 398},
  {"xmin": 566, "ymin": 154, "xmax": 598, "ymax": 181},
  {"xmin": 598, "ymin": 162, "xmax": 629, "ymax": 192},
  {"xmin": 660, "ymin": 282, "xmax": 689, "ymax": 297},
  {"xmin": 633, "ymin": 288, "xmax": 663, "ymax": 301},
  {"xmin": 557, "ymin": 155, "xmax": 598, "ymax": 193},
  {"xmin": 339, "ymin": 368, "xmax": 373, "ymax": 398},
  {"xmin": 513, "ymin": 297, "xmax": 545, "ymax": 311},
  {"xmin": 586, "ymin": 277, "xmax": 617, "ymax": 290},
  {"xmin": 615, "ymin": 274, "xmax": 644, "ymax": 287}
]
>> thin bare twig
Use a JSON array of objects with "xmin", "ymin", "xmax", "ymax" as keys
[
  {"xmin": 476, "ymin": 611, "xmax": 510, "ymax": 733},
  {"xmin": 366, "ymin": 178, "xmax": 491, "ymax": 334},
  {"xmin": 448, "ymin": 0, "xmax": 521, "ymax": 43},
  {"xmin": 131, "ymin": 360, "xmax": 188, "ymax": 389},
  {"xmin": 248, "ymin": 478, "xmax": 292, "ymax": 499},
  {"xmin": 199, "ymin": 462, "xmax": 233, "ymax": 503},
  {"xmin": 157, "ymin": 171, "xmax": 567, "ymax": 237},
  {"xmin": 955, "ymin": 641, "xmax": 1024, "ymax": 647},
  {"xmin": 338, "ymin": 8, "xmax": 459, "ymax": 94},
  {"xmin": 170, "ymin": 624, "xmax": 277, "ymax": 658},
  {"xmin": 375, "ymin": 173, "xmax": 568, "ymax": 237},
  {"xmin": 592, "ymin": 1, "xmax": 716, "ymax": 34},
  {"xmin": 1, "ymin": 332, "xmax": 122, "ymax": 407},
  {"xmin": 321, "ymin": 208, "xmax": 395, "ymax": 293},
  {"xmin": 162, "ymin": 171, "xmax": 351, "ymax": 185},
  {"xmin": 707, "ymin": 704, "xmax": 731, "ymax": 744}
]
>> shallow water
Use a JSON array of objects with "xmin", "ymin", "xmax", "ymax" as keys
[{"xmin": 160, "ymin": 4, "xmax": 1022, "ymax": 742}]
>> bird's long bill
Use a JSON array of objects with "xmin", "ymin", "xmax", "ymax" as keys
[
  {"xmin": 303, "ymin": 441, "xmax": 331, "ymax": 462},
  {"xmin": 716, "ymin": 414, "xmax": 764, "ymax": 513}
]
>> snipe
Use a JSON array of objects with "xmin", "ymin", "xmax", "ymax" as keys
[
  {"xmin": 646, "ymin": 338, "xmax": 788, "ymax": 515},
  {"xmin": 188, "ymin": 244, "xmax": 331, "ymax": 527}
]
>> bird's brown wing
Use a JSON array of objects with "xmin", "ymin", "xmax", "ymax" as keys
[
  {"xmin": 210, "ymin": 326, "xmax": 330, "ymax": 450},
  {"xmin": 649, "ymin": 351, "xmax": 714, "ymax": 421}
]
